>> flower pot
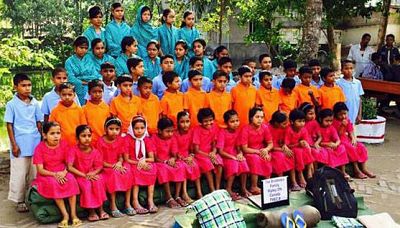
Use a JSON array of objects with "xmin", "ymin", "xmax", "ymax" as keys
[{"xmin": 355, "ymin": 116, "xmax": 386, "ymax": 144}]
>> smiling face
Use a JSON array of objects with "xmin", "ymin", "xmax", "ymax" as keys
[{"xmin": 200, "ymin": 116, "xmax": 214, "ymax": 130}]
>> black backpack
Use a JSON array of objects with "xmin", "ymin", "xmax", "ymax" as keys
[{"xmin": 306, "ymin": 166, "xmax": 357, "ymax": 220}]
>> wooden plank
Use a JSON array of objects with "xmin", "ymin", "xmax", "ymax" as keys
[{"xmin": 358, "ymin": 78, "xmax": 400, "ymax": 95}]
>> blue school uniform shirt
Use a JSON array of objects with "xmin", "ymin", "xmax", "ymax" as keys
[
  {"xmin": 115, "ymin": 53, "xmax": 140, "ymax": 77},
  {"xmin": 180, "ymin": 77, "xmax": 212, "ymax": 93},
  {"xmin": 65, "ymin": 54, "xmax": 100, "ymax": 105},
  {"xmin": 272, "ymin": 75, "xmax": 301, "ymax": 89},
  {"xmin": 202, "ymin": 56, "xmax": 216, "ymax": 80},
  {"xmin": 174, "ymin": 56, "xmax": 190, "ymax": 80},
  {"xmin": 41, "ymin": 87, "xmax": 81, "ymax": 115},
  {"xmin": 311, "ymin": 77, "xmax": 324, "ymax": 88},
  {"xmin": 87, "ymin": 53, "xmax": 115, "ymax": 76},
  {"xmin": 83, "ymin": 26, "xmax": 106, "ymax": 51},
  {"xmin": 105, "ymin": 20, "xmax": 131, "ymax": 57},
  {"xmin": 143, "ymin": 56, "xmax": 161, "ymax": 79},
  {"xmin": 336, "ymin": 77, "xmax": 364, "ymax": 124},
  {"xmin": 158, "ymin": 23, "xmax": 179, "ymax": 56},
  {"xmin": 178, "ymin": 26, "xmax": 201, "ymax": 57},
  {"xmin": 152, "ymin": 73, "xmax": 167, "ymax": 99},
  {"xmin": 4, "ymin": 95, "xmax": 43, "ymax": 158}
]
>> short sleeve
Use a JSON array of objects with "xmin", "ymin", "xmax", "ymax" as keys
[
  {"xmin": 263, "ymin": 127, "xmax": 273, "ymax": 143},
  {"xmin": 330, "ymin": 127, "xmax": 340, "ymax": 142},
  {"xmin": 93, "ymin": 150, "xmax": 103, "ymax": 169},
  {"xmin": 255, "ymin": 91, "xmax": 262, "ymax": 106},
  {"xmin": 192, "ymin": 127, "xmax": 201, "ymax": 145},
  {"xmin": 48, "ymin": 108, "xmax": 57, "ymax": 122},
  {"xmin": 35, "ymin": 102, "xmax": 44, "ymax": 122},
  {"xmin": 66, "ymin": 148, "xmax": 75, "ymax": 164},
  {"xmin": 4, "ymin": 102, "xmax": 14, "ymax": 123},
  {"xmin": 239, "ymin": 126, "xmax": 249, "ymax": 146},
  {"xmin": 41, "ymin": 96, "xmax": 50, "ymax": 115},
  {"xmin": 160, "ymin": 97, "xmax": 169, "ymax": 116},
  {"xmin": 347, "ymin": 119, "xmax": 354, "ymax": 133},
  {"xmin": 109, "ymin": 99, "xmax": 117, "ymax": 116},
  {"xmin": 33, "ymin": 145, "xmax": 44, "ymax": 165},
  {"xmin": 144, "ymin": 137, "xmax": 155, "ymax": 153},
  {"xmin": 216, "ymin": 130, "xmax": 225, "ymax": 149},
  {"xmin": 357, "ymin": 81, "xmax": 365, "ymax": 96},
  {"xmin": 183, "ymin": 93, "xmax": 189, "ymax": 110},
  {"xmin": 171, "ymin": 137, "xmax": 178, "ymax": 155},
  {"xmin": 300, "ymin": 128, "xmax": 310, "ymax": 141},
  {"xmin": 284, "ymin": 128, "xmax": 292, "ymax": 145}
]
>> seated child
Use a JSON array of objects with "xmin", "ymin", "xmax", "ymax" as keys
[
  {"xmin": 152, "ymin": 55, "xmax": 175, "ymax": 99},
  {"xmin": 273, "ymin": 59, "xmax": 300, "ymax": 89},
  {"xmin": 115, "ymin": 36, "xmax": 139, "ymax": 76},
  {"xmin": 256, "ymin": 71, "xmax": 281, "ymax": 122},
  {"xmin": 253, "ymin": 53, "xmax": 273, "ymax": 88},
  {"xmin": 181, "ymin": 56, "xmax": 212, "ymax": 92},
  {"xmin": 143, "ymin": 40, "xmax": 162, "ymax": 79},
  {"xmin": 99, "ymin": 62, "xmax": 117, "ymax": 105}
]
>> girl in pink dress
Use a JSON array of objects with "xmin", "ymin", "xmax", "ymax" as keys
[
  {"xmin": 32, "ymin": 122, "xmax": 81, "ymax": 228},
  {"xmin": 96, "ymin": 117, "xmax": 134, "ymax": 217},
  {"xmin": 153, "ymin": 117, "xmax": 186, "ymax": 208},
  {"xmin": 192, "ymin": 108, "xmax": 223, "ymax": 193},
  {"xmin": 317, "ymin": 109, "xmax": 350, "ymax": 179},
  {"xmin": 67, "ymin": 125, "xmax": 108, "ymax": 221},
  {"xmin": 217, "ymin": 110, "xmax": 250, "ymax": 200},
  {"xmin": 124, "ymin": 116, "xmax": 158, "ymax": 214},
  {"xmin": 285, "ymin": 109, "xmax": 315, "ymax": 189},
  {"xmin": 174, "ymin": 111, "xmax": 202, "ymax": 202},
  {"xmin": 240, "ymin": 107, "xmax": 273, "ymax": 195},
  {"xmin": 268, "ymin": 111, "xmax": 296, "ymax": 190},
  {"xmin": 333, "ymin": 102, "xmax": 375, "ymax": 179}
]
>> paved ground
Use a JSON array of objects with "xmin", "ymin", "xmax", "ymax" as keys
[{"xmin": 0, "ymin": 117, "xmax": 399, "ymax": 227}]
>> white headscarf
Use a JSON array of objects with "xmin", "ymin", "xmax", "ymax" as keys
[{"xmin": 127, "ymin": 116, "xmax": 149, "ymax": 160}]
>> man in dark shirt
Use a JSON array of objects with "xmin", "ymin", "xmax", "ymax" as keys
[{"xmin": 378, "ymin": 34, "xmax": 400, "ymax": 65}]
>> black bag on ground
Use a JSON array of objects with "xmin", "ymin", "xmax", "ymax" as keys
[{"xmin": 306, "ymin": 166, "xmax": 357, "ymax": 220}]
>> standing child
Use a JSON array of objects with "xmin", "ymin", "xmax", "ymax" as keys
[
  {"xmin": 231, "ymin": 66, "xmax": 257, "ymax": 127},
  {"xmin": 153, "ymin": 118, "xmax": 187, "ymax": 208},
  {"xmin": 158, "ymin": 9, "xmax": 179, "ymax": 56},
  {"xmin": 124, "ymin": 116, "xmax": 158, "ymax": 214},
  {"xmin": 96, "ymin": 117, "xmax": 134, "ymax": 217},
  {"xmin": 174, "ymin": 40, "xmax": 190, "ymax": 80},
  {"xmin": 240, "ymin": 107, "xmax": 273, "ymax": 195},
  {"xmin": 99, "ymin": 62, "xmax": 117, "ymax": 105},
  {"xmin": 32, "ymin": 122, "xmax": 81, "ymax": 227},
  {"xmin": 175, "ymin": 111, "xmax": 202, "ymax": 201},
  {"xmin": 152, "ymin": 55, "xmax": 175, "ymax": 99},
  {"xmin": 256, "ymin": 71, "xmax": 281, "ymax": 122},
  {"xmin": 83, "ymin": 6, "xmax": 106, "ymax": 51},
  {"xmin": 178, "ymin": 11, "xmax": 201, "ymax": 57},
  {"xmin": 49, "ymin": 82, "xmax": 87, "ymax": 145},
  {"xmin": 83, "ymin": 80, "xmax": 110, "ymax": 144},
  {"xmin": 317, "ymin": 109, "xmax": 350, "ymax": 179},
  {"xmin": 181, "ymin": 56, "xmax": 212, "ymax": 92},
  {"xmin": 333, "ymin": 102, "xmax": 375, "ymax": 179},
  {"xmin": 192, "ymin": 38, "xmax": 216, "ymax": 79},
  {"xmin": 127, "ymin": 57, "xmax": 144, "ymax": 96},
  {"xmin": 319, "ymin": 67, "xmax": 346, "ymax": 110},
  {"xmin": 293, "ymin": 66, "xmax": 320, "ymax": 108},
  {"xmin": 308, "ymin": 59, "xmax": 324, "ymax": 88},
  {"xmin": 337, "ymin": 59, "xmax": 364, "ymax": 124},
  {"xmin": 193, "ymin": 108, "xmax": 223, "ymax": 192},
  {"xmin": 279, "ymin": 78, "xmax": 297, "ymax": 115},
  {"xmin": 67, "ymin": 125, "xmax": 108, "ymax": 221},
  {"xmin": 253, "ymin": 54, "xmax": 273, "ymax": 88},
  {"xmin": 216, "ymin": 57, "xmax": 236, "ymax": 92},
  {"xmin": 273, "ymin": 59, "xmax": 300, "ymax": 89},
  {"xmin": 5, "ymin": 73, "xmax": 43, "ymax": 212},
  {"xmin": 115, "ymin": 36, "xmax": 139, "ymax": 77},
  {"xmin": 143, "ymin": 40, "xmax": 162, "ymax": 79},
  {"xmin": 138, "ymin": 77, "xmax": 161, "ymax": 135},
  {"xmin": 160, "ymin": 71, "xmax": 185, "ymax": 126},
  {"xmin": 88, "ymin": 38, "xmax": 115, "ymax": 73},
  {"xmin": 217, "ymin": 110, "xmax": 249, "ymax": 199},
  {"xmin": 184, "ymin": 70, "xmax": 208, "ymax": 126},
  {"xmin": 105, "ymin": 2, "xmax": 130, "ymax": 58},
  {"xmin": 110, "ymin": 76, "xmax": 142, "ymax": 133}
]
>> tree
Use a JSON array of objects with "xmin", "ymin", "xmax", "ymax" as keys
[{"xmin": 376, "ymin": 0, "xmax": 391, "ymax": 50}]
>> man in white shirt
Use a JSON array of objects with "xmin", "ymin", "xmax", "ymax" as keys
[{"xmin": 347, "ymin": 33, "xmax": 375, "ymax": 77}]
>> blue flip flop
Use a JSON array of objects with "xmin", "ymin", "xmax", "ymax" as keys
[
  {"xmin": 280, "ymin": 212, "xmax": 296, "ymax": 228},
  {"xmin": 293, "ymin": 209, "xmax": 307, "ymax": 228}
]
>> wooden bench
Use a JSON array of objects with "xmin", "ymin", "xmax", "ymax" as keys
[{"xmin": 358, "ymin": 78, "xmax": 400, "ymax": 96}]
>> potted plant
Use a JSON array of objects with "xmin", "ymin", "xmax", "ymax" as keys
[{"xmin": 354, "ymin": 97, "xmax": 386, "ymax": 144}]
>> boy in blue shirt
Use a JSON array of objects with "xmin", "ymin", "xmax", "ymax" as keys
[
  {"xmin": 308, "ymin": 59, "xmax": 324, "ymax": 88},
  {"xmin": 273, "ymin": 59, "xmax": 301, "ymax": 89},
  {"xmin": 5, "ymin": 73, "xmax": 43, "ymax": 212},
  {"xmin": 152, "ymin": 55, "xmax": 175, "ymax": 99}
]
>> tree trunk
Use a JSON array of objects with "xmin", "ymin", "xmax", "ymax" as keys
[
  {"xmin": 327, "ymin": 25, "xmax": 340, "ymax": 70},
  {"xmin": 377, "ymin": 0, "xmax": 391, "ymax": 50},
  {"xmin": 298, "ymin": 0, "xmax": 323, "ymax": 64},
  {"xmin": 218, "ymin": 0, "xmax": 226, "ymax": 45}
]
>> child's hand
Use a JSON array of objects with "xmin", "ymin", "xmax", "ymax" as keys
[
  {"xmin": 308, "ymin": 90, "xmax": 314, "ymax": 96},
  {"xmin": 236, "ymin": 153, "xmax": 244, "ymax": 161},
  {"xmin": 209, "ymin": 152, "xmax": 217, "ymax": 160},
  {"xmin": 315, "ymin": 143, "xmax": 321, "ymax": 150},
  {"xmin": 11, "ymin": 144, "xmax": 20, "ymax": 157},
  {"xmin": 356, "ymin": 115, "xmax": 362, "ymax": 125},
  {"xmin": 282, "ymin": 145, "xmax": 293, "ymax": 158},
  {"xmin": 114, "ymin": 162, "xmax": 126, "ymax": 174},
  {"xmin": 167, "ymin": 158, "xmax": 176, "ymax": 167},
  {"xmin": 300, "ymin": 140, "xmax": 309, "ymax": 148},
  {"xmin": 351, "ymin": 137, "xmax": 357, "ymax": 147},
  {"xmin": 329, "ymin": 142, "xmax": 338, "ymax": 149},
  {"xmin": 185, "ymin": 156, "xmax": 194, "ymax": 166}
]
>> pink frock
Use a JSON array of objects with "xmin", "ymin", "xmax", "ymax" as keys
[
  {"xmin": 68, "ymin": 146, "xmax": 107, "ymax": 208},
  {"xmin": 268, "ymin": 125, "xmax": 295, "ymax": 175},
  {"xmin": 174, "ymin": 130, "xmax": 201, "ymax": 181},
  {"xmin": 32, "ymin": 141, "xmax": 79, "ymax": 199},
  {"xmin": 96, "ymin": 136, "xmax": 132, "ymax": 193},
  {"xmin": 284, "ymin": 127, "xmax": 315, "ymax": 172},
  {"xmin": 239, "ymin": 124, "xmax": 273, "ymax": 177},
  {"xmin": 152, "ymin": 135, "xmax": 186, "ymax": 184},
  {"xmin": 319, "ymin": 125, "xmax": 349, "ymax": 168},
  {"xmin": 216, "ymin": 128, "xmax": 249, "ymax": 179},
  {"xmin": 305, "ymin": 120, "xmax": 329, "ymax": 164},
  {"xmin": 333, "ymin": 118, "xmax": 368, "ymax": 163},
  {"xmin": 192, "ymin": 125, "xmax": 223, "ymax": 173},
  {"xmin": 125, "ymin": 136, "xmax": 157, "ymax": 186}
]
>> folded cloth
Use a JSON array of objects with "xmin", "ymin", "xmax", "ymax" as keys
[
  {"xmin": 358, "ymin": 213, "xmax": 400, "ymax": 228},
  {"xmin": 332, "ymin": 216, "xmax": 363, "ymax": 228}
]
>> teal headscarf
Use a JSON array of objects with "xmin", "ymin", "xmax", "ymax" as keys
[{"xmin": 158, "ymin": 24, "xmax": 178, "ymax": 56}]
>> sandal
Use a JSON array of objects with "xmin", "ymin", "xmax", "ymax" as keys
[
  {"xmin": 16, "ymin": 202, "xmax": 29, "ymax": 213},
  {"xmin": 293, "ymin": 209, "xmax": 307, "ymax": 228},
  {"xmin": 72, "ymin": 218, "xmax": 82, "ymax": 227},
  {"xmin": 363, "ymin": 170, "xmax": 376, "ymax": 178},
  {"xmin": 148, "ymin": 205, "xmax": 159, "ymax": 213},
  {"xmin": 175, "ymin": 197, "xmax": 188, "ymax": 207},
  {"xmin": 57, "ymin": 219, "xmax": 69, "ymax": 228},
  {"xmin": 280, "ymin": 212, "xmax": 296, "ymax": 228},
  {"xmin": 166, "ymin": 198, "xmax": 181, "ymax": 208},
  {"xmin": 354, "ymin": 172, "xmax": 367, "ymax": 179},
  {"xmin": 99, "ymin": 212, "xmax": 109, "ymax": 220},
  {"xmin": 111, "ymin": 209, "xmax": 125, "ymax": 218},
  {"xmin": 230, "ymin": 192, "xmax": 242, "ymax": 201},
  {"xmin": 123, "ymin": 207, "xmax": 136, "ymax": 216},
  {"xmin": 249, "ymin": 188, "xmax": 261, "ymax": 195},
  {"xmin": 344, "ymin": 174, "xmax": 353, "ymax": 182},
  {"xmin": 134, "ymin": 206, "xmax": 149, "ymax": 215},
  {"xmin": 290, "ymin": 184, "xmax": 301, "ymax": 192},
  {"xmin": 87, "ymin": 213, "xmax": 99, "ymax": 222},
  {"xmin": 299, "ymin": 182, "xmax": 307, "ymax": 188}
]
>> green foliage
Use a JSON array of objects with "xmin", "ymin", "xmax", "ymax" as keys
[
  {"xmin": 361, "ymin": 97, "xmax": 378, "ymax": 120},
  {"xmin": 322, "ymin": 0, "xmax": 375, "ymax": 27}
]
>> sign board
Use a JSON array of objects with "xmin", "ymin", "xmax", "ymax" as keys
[{"xmin": 247, "ymin": 176, "xmax": 290, "ymax": 210}]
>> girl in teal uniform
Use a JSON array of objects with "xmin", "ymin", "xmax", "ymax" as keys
[
  {"xmin": 83, "ymin": 6, "xmax": 106, "ymax": 51},
  {"xmin": 143, "ymin": 40, "xmax": 161, "ymax": 79},
  {"xmin": 65, "ymin": 36, "xmax": 99, "ymax": 105},
  {"xmin": 158, "ymin": 9, "xmax": 179, "ymax": 56},
  {"xmin": 178, "ymin": 11, "xmax": 201, "ymax": 58},
  {"xmin": 115, "ymin": 36, "xmax": 139, "ymax": 77},
  {"xmin": 212, "ymin": 45, "xmax": 229, "ymax": 68},
  {"xmin": 88, "ymin": 38, "xmax": 115, "ymax": 74},
  {"xmin": 192, "ymin": 38, "xmax": 216, "ymax": 80},
  {"xmin": 174, "ymin": 40, "xmax": 190, "ymax": 80},
  {"xmin": 130, "ymin": 5, "xmax": 159, "ymax": 58},
  {"xmin": 105, "ymin": 3, "xmax": 130, "ymax": 58}
]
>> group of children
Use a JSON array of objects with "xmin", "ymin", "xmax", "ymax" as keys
[{"xmin": 4, "ymin": 3, "xmax": 377, "ymax": 227}]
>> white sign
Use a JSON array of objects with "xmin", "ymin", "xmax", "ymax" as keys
[{"xmin": 262, "ymin": 176, "xmax": 289, "ymax": 204}]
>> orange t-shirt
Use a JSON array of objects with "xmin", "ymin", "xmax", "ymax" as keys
[
  {"xmin": 160, "ymin": 90, "xmax": 185, "ymax": 127},
  {"xmin": 231, "ymin": 83, "xmax": 257, "ymax": 127},
  {"xmin": 83, "ymin": 101, "xmax": 110, "ymax": 144},
  {"xmin": 293, "ymin": 84, "xmax": 321, "ymax": 107},
  {"xmin": 141, "ymin": 93, "xmax": 161, "ymax": 135},
  {"xmin": 319, "ymin": 85, "xmax": 346, "ymax": 110},
  {"xmin": 109, "ymin": 94, "xmax": 142, "ymax": 133},
  {"xmin": 256, "ymin": 87, "xmax": 281, "ymax": 122},
  {"xmin": 205, "ymin": 90, "xmax": 232, "ymax": 128},
  {"xmin": 279, "ymin": 89, "xmax": 297, "ymax": 115},
  {"xmin": 49, "ymin": 102, "xmax": 87, "ymax": 145},
  {"xmin": 184, "ymin": 88, "xmax": 207, "ymax": 126}
]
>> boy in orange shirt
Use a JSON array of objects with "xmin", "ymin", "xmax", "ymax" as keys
[
  {"xmin": 293, "ymin": 66, "xmax": 320, "ymax": 108},
  {"xmin": 110, "ymin": 75, "xmax": 142, "ymax": 133},
  {"xmin": 279, "ymin": 78, "xmax": 297, "ymax": 115},
  {"xmin": 160, "ymin": 71, "xmax": 185, "ymax": 126},
  {"xmin": 206, "ymin": 71, "xmax": 232, "ymax": 128},
  {"xmin": 138, "ymin": 76, "xmax": 161, "ymax": 135},
  {"xmin": 231, "ymin": 66, "xmax": 257, "ymax": 127},
  {"xmin": 255, "ymin": 71, "xmax": 281, "ymax": 122},
  {"xmin": 319, "ymin": 67, "xmax": 346, "ymax": 110},
  {"xmin": 82, "ymin": 80, "xmax": 110, "ymax": 144},
  {"xmin": 184, "ymin": 70, "xmax": 208, "ymax": 126},
  {"xmin": 49, "ymin": 82, "xmax": 87, "ymax": 145}
]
